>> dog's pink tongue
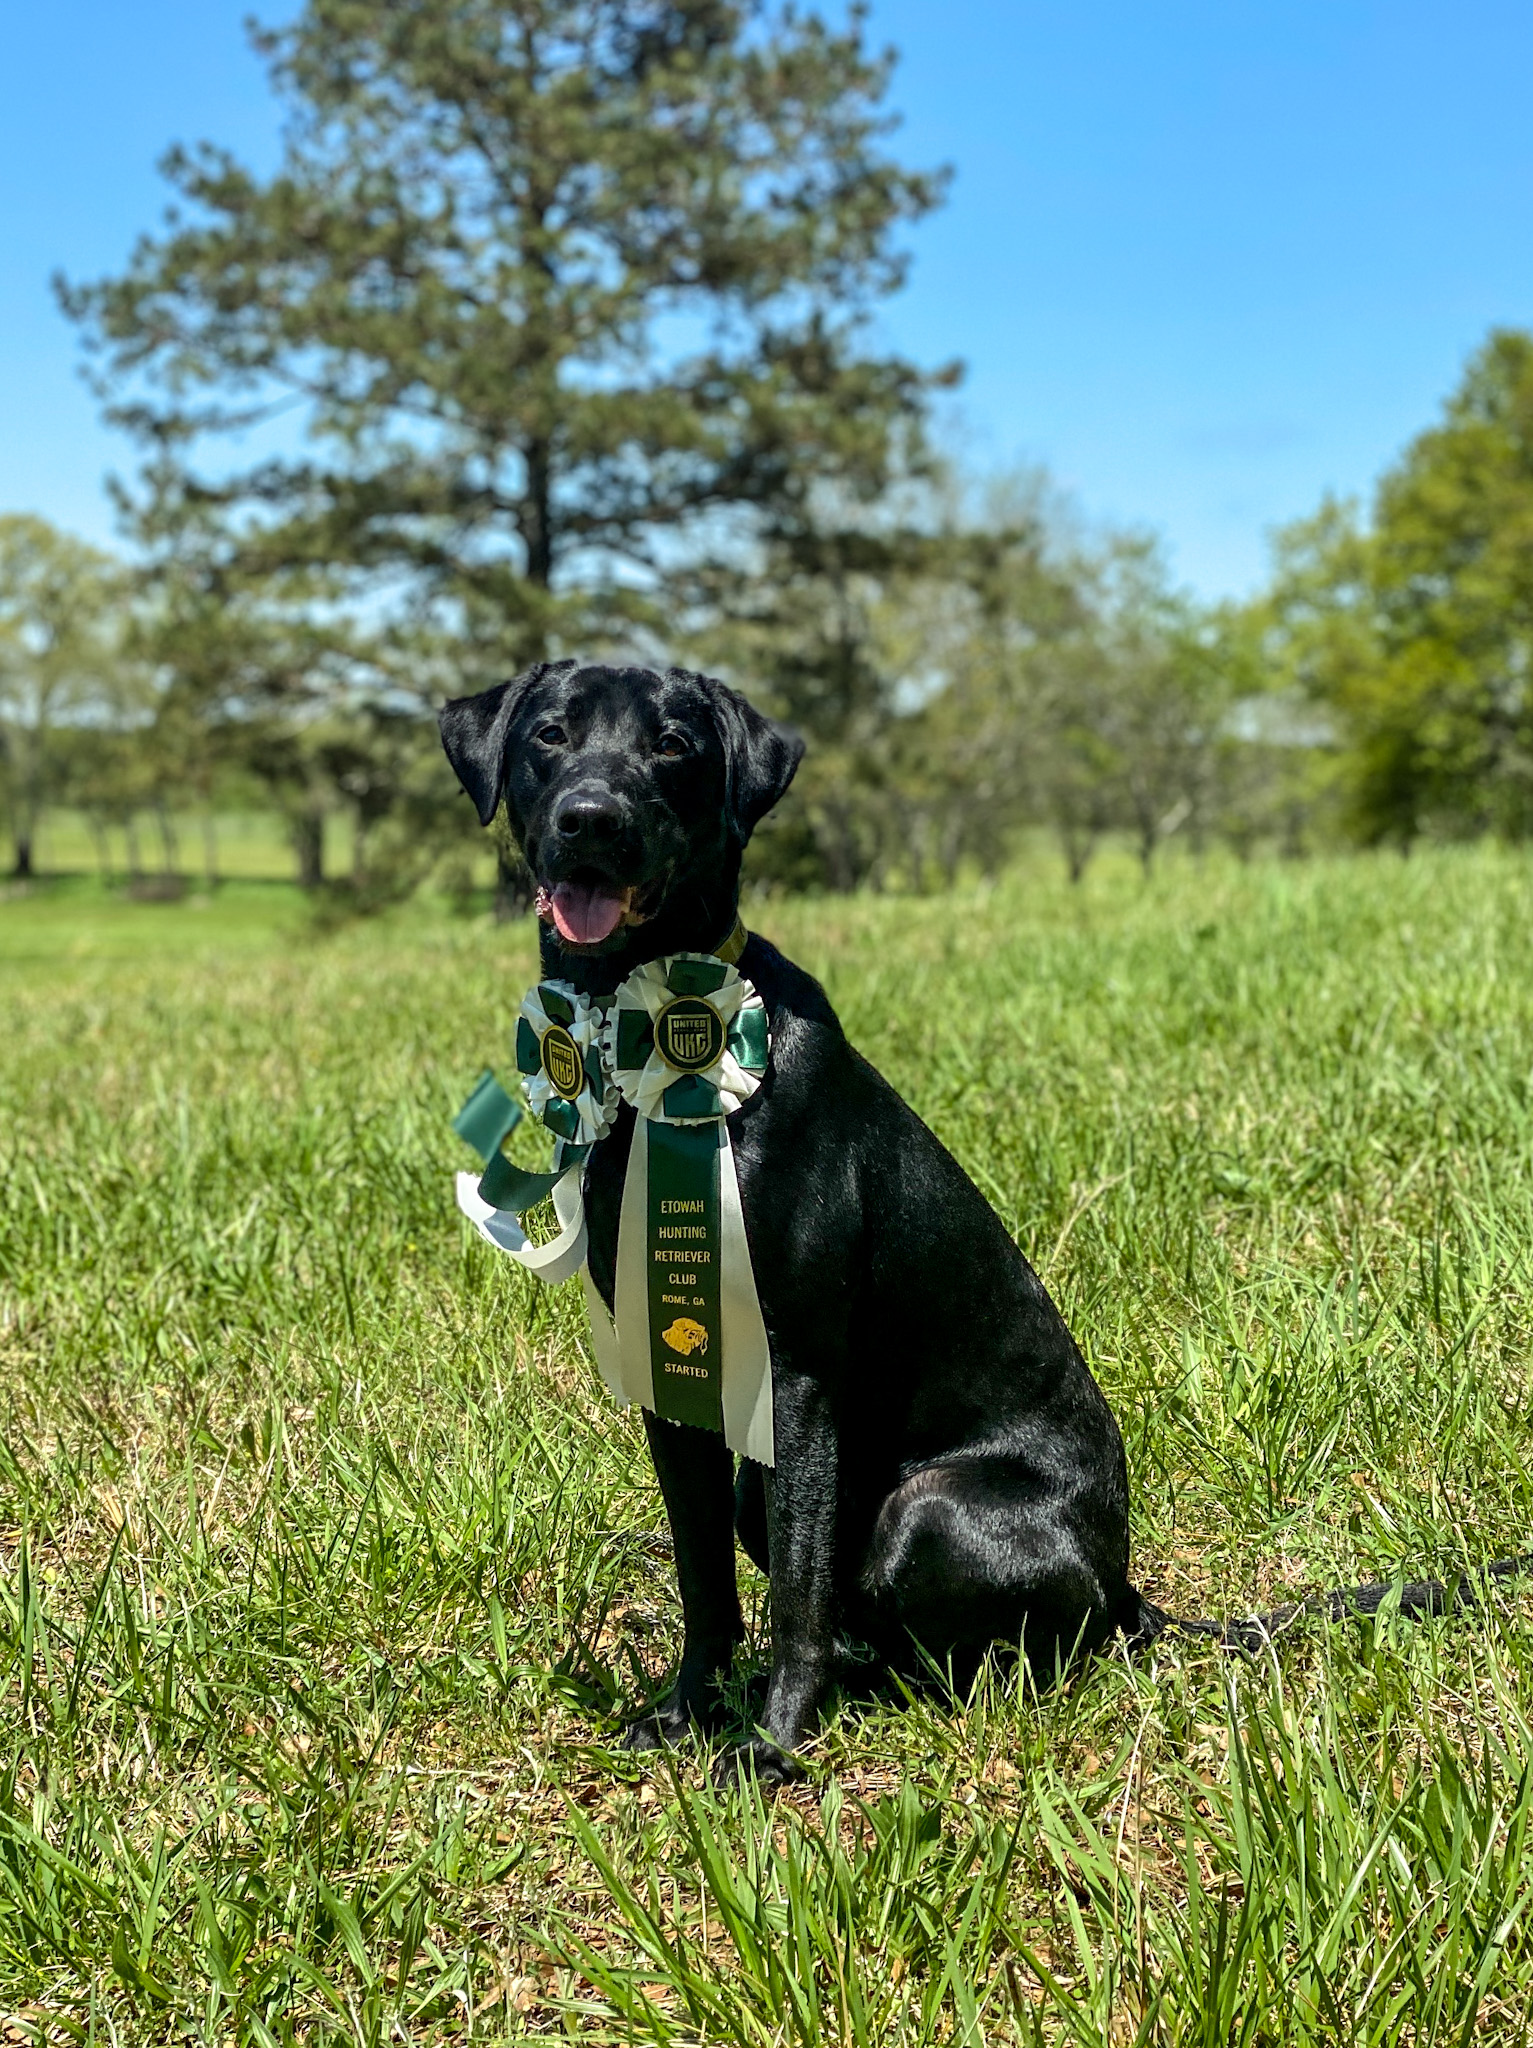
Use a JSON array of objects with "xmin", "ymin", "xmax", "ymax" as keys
[{"xmin": 550, "ymin": 880, "xmax": 627, "ymax": 945}]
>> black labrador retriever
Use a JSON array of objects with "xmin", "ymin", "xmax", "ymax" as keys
[{"xmin": 440, "ymin": 659, "xmax": 1163, "ymax": 1783}]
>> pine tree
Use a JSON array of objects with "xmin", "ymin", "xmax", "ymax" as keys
[{"xmin": 64, "ymin": 0, "xmax": 950, "ymax": 672}]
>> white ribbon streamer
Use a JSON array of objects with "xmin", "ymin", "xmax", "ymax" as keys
[
  {"xmin": 717, "ymin": 1129, "xmax": 773, "ymax": 1465},
  {"xmin": 581, "ymin": 1268, "xmax": 625, "ymax": 1405},
  {"xmin": 454, "ymin": 1162, "xmax": 588, "ymax": 1284},
  {"xmin": 457, "ymin": 1151, "xmax": 632, "ymax": 1411}
]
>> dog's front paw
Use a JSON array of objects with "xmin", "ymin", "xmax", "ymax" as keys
[
  {"xmin": 621, "ymin": 1708, "xmax": 691, "ymax": 1752},
  {"xmin": 712, "ymin": 1734, "xmax": 807, "ymax": 1790},
  {"xmin": 621, "ymin": 1681, "xmax": 723, "ymax": 1752}
]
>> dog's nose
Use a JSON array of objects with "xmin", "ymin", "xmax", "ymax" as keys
[{"xmin": 554, "ymin": 790, "xmax": 623, "ymax": 842}]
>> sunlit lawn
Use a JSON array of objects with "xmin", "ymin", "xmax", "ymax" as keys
[{"xmin": 5, "ymin": 843, "xmax": 1533, "ymax": 2041}]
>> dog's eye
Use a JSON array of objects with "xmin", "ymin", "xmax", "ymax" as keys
[
  {"xmin": 655, "ymin": 732, "xmax": 690, "ymax": 759},
  {"xmin": 535, "ymin": 724, "xmax": 567, "ymax": 747}
]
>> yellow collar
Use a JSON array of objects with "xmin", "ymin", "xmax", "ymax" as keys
[{"xmin": 713, "ymin": 915, "xmax": 749, "ymax": 966}]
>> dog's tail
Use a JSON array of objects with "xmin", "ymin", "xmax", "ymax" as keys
[{"xmin": 1117, "ymin": 1553, "xmax": 1533, "ymax": 1656}]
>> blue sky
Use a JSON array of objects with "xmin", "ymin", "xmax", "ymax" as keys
[{"xmin": 3, "ymin": 0, "xmax": 1531, "ymax": 599}]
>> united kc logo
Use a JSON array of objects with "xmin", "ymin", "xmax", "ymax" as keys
[
  {"xmin": 539, "ymin": 1023, "xmax": 584, "ymax": 1101},
  {"xmin": 662, "ymin": 1317, "xmax": 710, "ymax": 1356},
  {"xmin": 655, "ymin": 997, "xmax": 725, "ymax": 1073}
]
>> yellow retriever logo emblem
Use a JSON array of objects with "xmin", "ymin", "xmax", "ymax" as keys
[{"xmin": 662, "ymin": 1317, "xmax": 709, "ymax": 1357}]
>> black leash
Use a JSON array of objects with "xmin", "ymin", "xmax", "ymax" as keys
[{"xmin": 1122, "ymin": 1553, "xmax": 1533, "ymax": 1655}]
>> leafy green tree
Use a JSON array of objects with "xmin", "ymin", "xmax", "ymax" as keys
[
  {"xmin": 1366, "ymin": 329, "xmax": 1533, "ymax": 839},
  {"xmin": 1075, "ymin": 535, "xmax": 1208, "ymax": 877},
  {"xmin": 691, "ymin": 507, "xmax": 938, "ymax": 889},
  {"xmin": 129, "ymin": 569, "xmax": 343, "ymax": 886},
  {"xmin": 1192, "ymin": 600, "xmax": 1329, "ymax": 861},
  {"xmin": 133, "ymin": 564, "xmax": 492, "ymax": 898},
  {"xmin": 0, "ymin": 517, "xmax": 132, "ymax": 878},
  {"xmin": 889, "ymin": 483, "xmax": 1093, "ymax": 885},
  {"xmin": 689, "ymin": 471, "xmax": 1078, "ymax": 890},
  {"xmin": 64, "ymin": 0, "xmax": 950, "ymax": 677},
  {"xmin": 1264, "ymin": 331, "xmax": 1533, "ymax": 845},
  {"xmin": 927, "ymin": 523, "xmax": 1226, "ymax": 884}
]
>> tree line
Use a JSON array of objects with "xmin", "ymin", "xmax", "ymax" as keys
[{"xmin": 4, "ymin": 1, "xmax": 1530, "ymax": 898}]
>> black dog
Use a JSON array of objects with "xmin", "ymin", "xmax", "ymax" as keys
[{"xmin": 441, "ymin": 659, "xmax": 1162, "ymax": 1783}]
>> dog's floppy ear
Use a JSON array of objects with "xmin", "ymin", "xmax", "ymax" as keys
[
  {"xmin": 704, "ymin": 678, "xmax": 805, "ymax": 844},
  {"xmin": 438, "ymin": 667, "xmax": 547, "ymax": 827}
]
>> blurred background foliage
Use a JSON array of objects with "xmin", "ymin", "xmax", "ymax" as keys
[{"xmin": 4, "ymin": 0, "xmax": 1533, "ymax": 907}]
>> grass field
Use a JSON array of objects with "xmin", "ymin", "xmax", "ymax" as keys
[{"xmin": 6, "ymin": 845, "xmax": 1533, "ymax": 2043}]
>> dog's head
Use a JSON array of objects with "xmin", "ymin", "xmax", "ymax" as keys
[{"xmin": 438, "ymin": 662, "xmax": 803, "ymax": 955}]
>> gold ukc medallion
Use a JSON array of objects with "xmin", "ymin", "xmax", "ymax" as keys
[
  {"xmin": 539, "ymin": 1023, "xmax": 585, "ymax": 1100},
  {"xmin": 655, "ymin": 997, "xmax": 725, "ymax": 1073}
]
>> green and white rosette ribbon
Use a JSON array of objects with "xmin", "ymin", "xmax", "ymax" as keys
[
  {"xmin": 452, "ymin": 981, "xmax": 615, "ymax": 1285},
  {"xmin": 514, "ymin": 980, "xmax": 617, "ymax": 1148},
  {"xmin": 604, "ymin": 954, "xmax": 774, "ymax": 1466}
]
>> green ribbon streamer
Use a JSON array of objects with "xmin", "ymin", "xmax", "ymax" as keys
[
  {"xmin": 451, "ymin": 1069, "xmax": 521, "ymax": 1158},
  {"xmin": 452, "ymin": 1065, "xmax": 587, "ymax": 1216},
  {"xmin": 645, "ymin": 1120, "xmax": 725, "ymax": 1434}
]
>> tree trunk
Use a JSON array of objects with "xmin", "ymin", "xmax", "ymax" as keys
[
  {"xmin": 815, "ymin": 800, "xmax": 862, "ymax": 893},
  {"xmin": 88, "ymin": 814, "xmax": 112, "ymax": 883},
  {"xmin": 494, "ymin": 844, "xmax": 534, "ymax": 923},
  {"xmin": 201, "ymin": 812, "xmax": 219, "ymax": 890},
  {"xmin": 523, "ymin": 436, "xmax": 554, "ymax": 588},
  {"xmin": 292, "ymin": 808, "xmax": 325, "ymax": 890},
  {"xmin": 155, "ymin": 798, "xmax": 179, "ymax": 874},
  {"xmin": 1061, "ymin": 825, "xmax": 1096, "ymax": 884},
  {"xmin": 125, "ymin": 814, "xmax": 144, "ymax": 880},
  {"xmin": 939, "ymin": 815, "xmax": 964, "ymax": 891},
  {"xmin": 905, "ymin": 808, "xmax": 929, "ymax": 894},
  {"xmin": 1137, "ymin": 811, "xmax": 1157, "ymax": 877},
  {"xmin": 12, "ymin": 739, "xmax": 40, "ymax": 878}
]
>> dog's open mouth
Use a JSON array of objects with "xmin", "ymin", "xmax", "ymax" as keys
[{"xmin": 535, "ymin": 876, "xmax": 647, "ymax": 947}]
